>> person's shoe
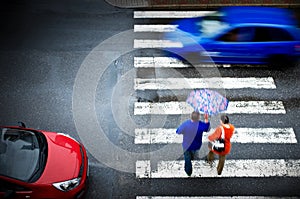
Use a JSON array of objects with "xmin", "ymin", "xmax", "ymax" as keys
[
  {"xmin": 205, "ymin": 159, "xmax": 214, "ymax": 167},
  {"xmin": 185, "ymin": 167, "xmax": 192, "ymax": 177},
  {"xmin": 185, "ymin": 171, "xmax": 192, "ymax": 177}
]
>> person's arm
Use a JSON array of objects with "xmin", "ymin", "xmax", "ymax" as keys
[
  {"xmin": 208, "ymin": 126, "xmax": 222, "ymax": 141},
  {"xmin": 203, "ymin": 114, "xmax": 210, "ymax": 132},
  {"xmin": 228, "ymin": 125, "xmax": 235, "ymax": 139},
  {"xmin": 176, "ymin": 122, "xmax": 186, "ymax": 135}
]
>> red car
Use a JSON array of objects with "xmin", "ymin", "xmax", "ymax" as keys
[{"xmin": 0, "ymin": 123, "xmax": 89, "ymax": 199}]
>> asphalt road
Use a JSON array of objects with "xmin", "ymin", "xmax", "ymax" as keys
[{"xmin": 0, "ymin": 1, "xmax": 300, "ymax": 198}]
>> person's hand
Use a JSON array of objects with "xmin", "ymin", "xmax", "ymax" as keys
[
  {"xmin": 204, "ymin": 113, "xmax": 209, "ymax": 123},
  {"xmin": 204, "ymin": 113, "xmax": 208, "ymax": 120}
]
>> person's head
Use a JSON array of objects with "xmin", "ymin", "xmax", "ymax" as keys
[
  {"xmin": 220, "ymin": 115, "xmax": 229, "ymax": 124},
  {"xmin": 191, "ymin": 111, "xmax": 200, "ymax": 121}
]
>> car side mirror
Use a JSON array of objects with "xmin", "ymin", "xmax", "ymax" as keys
[
  {"xmin": 4, "ymin": 190, "xmax": 15, "ymax": 199},
  {"xmin": 18, "ymin": 122, "xmax": 26, "ymax": 128}
]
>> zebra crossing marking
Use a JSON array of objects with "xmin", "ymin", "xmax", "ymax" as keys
[
  {"xmin": 134, "ymin": 25, "xmax": 179, "ymax": 32},
  {"xmin": 134, "ymin": 39, "xmax": 183, "ymax": 48},
  {"xmin": 133, "ymin": 11, "xmax": 298, "ymax": 198},
  {"xmin": 134, "ymin": 57, "xmax": 189, "ymax": 68},
  {"xmin": 135, "ymin": 77, "xmax": 276, "ymax": 90},
  {"xmin": 134, "ymin": 101, "xmax": 286, "ymax": 115},
  {"xmin": 134, "ymin": 11, "xmax": 215, "ymax": 19},
  {"xmin": 134, "ymin": 57, "xmax": 267, "ymax": 68},
  {"xmin": 134, "ymin": 128, "xmax": 297, "ymax": 144},
  {"xmin": 136, "ymin": 159, "xmax": 300, "ymax": 178}
]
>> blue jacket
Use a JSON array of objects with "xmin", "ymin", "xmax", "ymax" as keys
[{"xmin": 176, "ymin": 120, "xmax": 210, "ymax": 151}]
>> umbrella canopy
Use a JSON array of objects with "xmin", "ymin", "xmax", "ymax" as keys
[{"xmin": 186, "ymin": 89, "xmax": 229, "ymax": 115}]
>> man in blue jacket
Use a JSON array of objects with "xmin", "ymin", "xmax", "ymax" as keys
[{"xmin": 176, "ymin": 111, "xmax": 210, "ymax": 176}]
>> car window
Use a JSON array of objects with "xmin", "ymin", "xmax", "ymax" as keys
[
  {"xmin": 0, "ymin": 128, "xmax": 45, "ymax": 182},
  {"xmin": 217, "ymin": 27, "xmax": 254, "ymax": 42},
  {"xmin": 199, "ymin": 11, "xmax": 230, "ymax": 38},
  {"xmin": 254, "ymin": 27, "xmax": 294, "ymax": 42},
  {"xmin": 269, "ymin": 27, "xmax": 294, "ymax": 41}
]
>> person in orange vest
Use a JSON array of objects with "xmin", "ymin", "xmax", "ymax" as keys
[{"xmin": 207, "ymin": 115, "xmax": 235, "ymax": 175}]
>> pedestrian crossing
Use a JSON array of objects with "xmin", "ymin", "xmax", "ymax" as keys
[
  {"xmin": 135, "ymin": 77, "xmax": 276, "ymax": 90},
  {"xmin": 134, "ymin": 39, "xmax": 183, "ymax": 48},
  {"xmin": 134, "ymin": 128, "xmax": 297, "ymax": 144},
  {"xmin": 134, "ymin": 56, "xmax": 265, "ymax": 68},
  {"xmin": 134, "ymin": 101, "xmax": 286, "ymax": 115},
  {"xmin": 132, "ymin": 10, "xmax": 299, "ymax": 197},
  {"xmin": 136, "ymin": 159, "xmax": 300, "ymax": 178},
  {"xmin": 134, "ymin": 25, "xmax": 179, "ymax": 32},
  {"xmin": 134, "ymin": 11, "xmax": 215, "ymax": 18}
]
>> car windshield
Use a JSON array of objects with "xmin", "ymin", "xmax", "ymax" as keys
[
  {"xmin": 197, "ymin": 11, "xmax": 229, "ymax": 38},
  {"xmin": 0, "ymin": 128, "xmax": 47, "ymax": 182}
]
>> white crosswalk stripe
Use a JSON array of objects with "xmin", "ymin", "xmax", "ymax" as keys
[
  {"xmin": 134, "ymin": 57, "xmax": 189, "ymax": 68},
  {"xmin": 134, "ymin": 11, "xmax": 215, "ymax": 18},
  {"xmin": 134, "ymin": 101, "xmax": 286, "ymax": 115},
  {"xmin": 134, "ymin": 57, "xmax": 267, "ymax": 68},
  {"xmin": 135, "ymin": 77, "xmax": 276, "ymax": 90},
  {"xmin": 134, "ymin": 128, "xmax": 297, "ymax": 144},
  {"xmin": 134, "ymin": 25, "xmax": 179, "ymax": 32},
  {"xmin": 134, "ymin": 39, "xmax": 183, "ymax": 48},
  {"xmin": 136, "ymin": 159, "xmax": 300, "ymax": 178}
]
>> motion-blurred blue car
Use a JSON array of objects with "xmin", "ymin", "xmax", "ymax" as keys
[{"xmin": 164, "ymin": 6, "xmax": 300, "ymax": 67}]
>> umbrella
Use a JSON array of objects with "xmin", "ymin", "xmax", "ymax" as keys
[{"xmin": 186, "ymin": 89, "xmax": 229, "ymax": 115}]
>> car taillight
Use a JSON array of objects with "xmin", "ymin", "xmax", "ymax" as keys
[{"xmin": 295, "ymin": 45, "xmax": 300, "ymax": 52}]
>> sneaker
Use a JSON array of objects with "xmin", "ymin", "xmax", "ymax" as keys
[{"xmin": 205, "ymin": 159, "xmax": 214, "ymax": 167}]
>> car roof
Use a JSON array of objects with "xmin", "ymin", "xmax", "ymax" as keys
[{"xmin": 220, "ymin": 6, "xmax": 297, "ymax": 26}]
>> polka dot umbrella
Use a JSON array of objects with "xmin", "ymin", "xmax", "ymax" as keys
[{"xmin": 186, "ymin": 89, "xmax": 229, "ymax": 115}]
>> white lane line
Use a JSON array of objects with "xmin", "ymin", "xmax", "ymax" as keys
[
  {"xmin": 135, "ymin": 77, "xmax": 276, "ymax": 90},
  {"xmin": 134, "ymin": 11, "xmax": 215, "ymax": 18},
  {"xmin": 137, "ymin": 197, "xmax": 299, "ymax": 199},
  {"xmin": 134, "ymin": 40, "xmax": 183, "ymax": 48},
  {"xmin": 134, "ymin": 25, "xmax": 178, "ymax": 32},
  {"xmin": 134, "ymin": 128, "xmax": 297, "ymax": 144},
  {"xmin": 134, "ymin": 101, "xmax": 286, "ymax": 115},
  {"xmin": 134, "ymin": 57, "xmax": 267, "ymax": 68},
  {"xmin": 136, "ymin": 159, "xmax": 300, "ymax": 178}
]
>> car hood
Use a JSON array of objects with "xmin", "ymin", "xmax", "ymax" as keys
[{"xmin": 36, "ymin": 132, "xmax": 81, "ymax": 184}]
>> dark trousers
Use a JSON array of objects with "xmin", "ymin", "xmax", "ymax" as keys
[
  {"xmin": 184, "ymin": 150, "xmax": 198, "ymax": 176},
  {"xmin": 207, "ymin": 150, "xmax": 226, "ymax": 175}
]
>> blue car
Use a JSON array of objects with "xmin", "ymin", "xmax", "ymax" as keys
[{"xmin": 164, "ymin": 6, "xmax": 300, "ymax": 67}]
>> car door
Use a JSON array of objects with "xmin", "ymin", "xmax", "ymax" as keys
[
  {"xmin": 206, "ymin": 26, "xmax": 260, "ymax": 64},
  {"xmin": 0, "ymin": 178, "xmax": 33, "ymax": 199}
]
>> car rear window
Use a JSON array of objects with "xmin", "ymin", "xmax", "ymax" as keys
[{"xmin": 254, "ymin": 27, "xmax": 294, "ymax": 42}]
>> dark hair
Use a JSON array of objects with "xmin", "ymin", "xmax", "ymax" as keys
[
  {"xmin": 191, "ymin": 111, "xmax": 200, "ymax": 121},
  {"xmin": 221, "ymin": 115, "xmax": 229, "ymax": 124}
]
